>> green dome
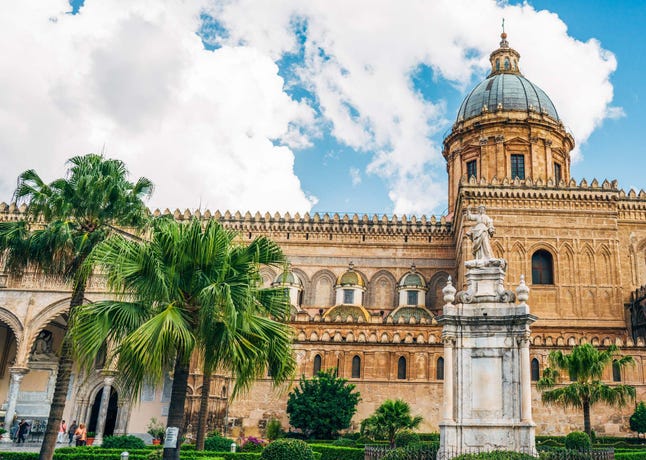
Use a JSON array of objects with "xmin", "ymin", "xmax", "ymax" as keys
[
  {"xmin": 400, "ymin": 272, "xmax": 425, "ymax": 288},
  {"xmin": 273, "ymin": 271, "xmax": 301, "ymax": 286},
  {"xmin": 337, "ymin": 268, "xmax": 364, "ymax": 287}
]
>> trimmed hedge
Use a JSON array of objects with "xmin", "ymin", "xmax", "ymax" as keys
[
  {"xmin": 616, "ymin": 453, "xmax": 646, "ymax": 460},
  {"xmin": 309, "ymin": 444, "xmax": 363, "ymax": 460},
  {"xmin": 261, "ymin": 439, "xmax": 315, "ymax": 460},
  {"xmin": 102, "ymin": 435, "xmax": 147, "ymax": 449}
]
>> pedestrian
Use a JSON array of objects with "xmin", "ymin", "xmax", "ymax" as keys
[
  {"xmin": 57, "ymin": 419, "xmax": 67, "ymax": 443},
  {"xmin": 9, "ymin": 417, "xmax": 19, "ymax": 442},
  {"xmin": 74, "ymin": 423, "xmax": 87, "ymax": 447},
  {"xmin": 16, "ymin": 419, "xmax": 29, "ymax": 444},
  {"xmin": 68, "ymin": 420, "xmax": 77, "ymax": 446}
]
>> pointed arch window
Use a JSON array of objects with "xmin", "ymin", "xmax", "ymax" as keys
[
  {"xmin": 397, "ymin": 356, "xmax": 407, "ymax": 380},
  {"xmin": 531, "ymin": 358, "xmax": 540, "ymax": 381},
  {"xmin": 504, "ymin": 57, "xmax": 510, "ymax": 70},
  {"xmin": 351, "ymin": 355, "xmax": 361, "ymax": 379},
  {"xmin": 436, "ymin": 357, "xmax": 444, "ymax": 380},
  {"xmin": 612, "ymin": 360, "xmax": 621, "ymax": 382},
  {"xmin": 313, "ymin": 354, "xmax": 322, "ymax": 375},
  {"xmin": 532, "ymin": 250, "xmax": 554, "ymax": 285}
]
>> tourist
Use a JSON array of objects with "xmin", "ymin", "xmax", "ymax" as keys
[
  {"xmin": 9, "ymin": 417, "xmax": 19, "ymax": 442},
  {"xmin": 16, "ymin": 419, "xmax": 29, "ymax": 444},
  {"xmin": 68, "ymin": 420, "xmax": 77, "ymax": 446},
  {"xmin": 74, "ymin": 423, "xmax": 87, "ymax": 447},
  {"xmin": 57, "ymin": 419, "xmax": 67, "ymax": 443}
]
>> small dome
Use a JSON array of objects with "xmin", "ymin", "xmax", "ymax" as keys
[
  {"xmin": 457, "ymin": 74, "xmax": 558, "ymax": 123},
  {"xmin": 272, "ymin": 271, "xmax": 302, "ymax": 286},
  {"xmin": 337, "ymin": 265, "xmax": 365, "ymax": 287},
  {"xmin": 400, "ymin": 272, "xmax": 426, "ymax": 288}
]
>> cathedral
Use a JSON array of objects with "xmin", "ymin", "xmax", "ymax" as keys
[{"xmin": 1, "ymin": 32, "xmax": 646, "ymax": 442}]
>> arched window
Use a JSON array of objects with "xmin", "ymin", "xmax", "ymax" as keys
[
  {"xmin": 313, "ymin": 354, "xmax": 322, "ymax": 375},
  {"xmin": 352, "ymin": 355, "xmax": 361, "ymax": 379},
  {"xmin": 532, "ymin": 250, "xmax": 554, "ymax": 285},
  {"xmin": 496, "ymin": 59, "xmax": 500, "ymax": 71},
  {"xmin": 397, "ymin": 356, "xmax": 407, "ymax": 380},
  {"xmin": 221, "ymin": 385, "xmax": 227, "ymax": 397},
  {"xmin": 504, "ymin": 58, "xmax": 510, "ymax": 70},
  {"xmin": 436, "ymin": 357, "xmax": 444, "ymax": 380},
  {"xmin": 531, "ymin": 358, "xmax": 540, "ymax": 381},
  {"xmin": 612, "ymin": 360, "xmax": 621, "ymax": 382}
]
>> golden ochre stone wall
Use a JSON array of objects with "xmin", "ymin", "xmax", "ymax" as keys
[{"xmin": 3, "ymin": 194, "xmax": 646, "ymax": 437}]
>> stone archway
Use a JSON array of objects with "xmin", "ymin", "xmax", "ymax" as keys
[{"xmin": 88, "ymin": 387, "xmax": 118, "ymax": 438}]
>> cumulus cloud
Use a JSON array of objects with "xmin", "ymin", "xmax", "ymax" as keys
[
  {"xmin": 210, "ymin": 0, "xmax": 620, "ymax": 213},
  {"xmin": 0, "ymin": 0, "xmax": 315, "ymax": 213},
  {"xmin": 0, "ymin": 0, "xmax": 619, "ymax": 215}
]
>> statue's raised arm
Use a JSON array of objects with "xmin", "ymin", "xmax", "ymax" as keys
[{"xmin": 465, "ymin": 205, "xmax": 495, "ymax": 261}]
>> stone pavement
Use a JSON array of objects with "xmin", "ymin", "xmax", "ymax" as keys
[{"xmin": 0, "ymin": 441, "xmax": 75, "ymax": 453}]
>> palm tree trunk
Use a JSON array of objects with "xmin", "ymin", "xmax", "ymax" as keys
[
  {"xmin": 195, "ymin": 366, "xmax": 212, "ymax": 451},
  {"xmin": 39, "ymin": 283, "xmax": 86, "ymax": 460},
  {"xmin": 583, "ymin": 399, "xmax": 591, "ymax": 437},
  {"xmin": 163, "ymin": 352, "xmax": 191, "ymax": 460}
]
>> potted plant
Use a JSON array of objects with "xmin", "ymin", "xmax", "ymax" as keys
[
  {"xmin": 86, "ymin": 432, "xmax": 96, "ymax": 446},
  {"xmin": 147, "ymin": 418, "xmax": 165, "ymax": 445}
]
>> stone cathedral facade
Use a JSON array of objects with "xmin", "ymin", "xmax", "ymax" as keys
[{"xmin": 2, "ymin": 33, "xmax": 646, "ymax": 440}]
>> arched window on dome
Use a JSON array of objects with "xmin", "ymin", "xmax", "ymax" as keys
[
  {"xmin": 352, "ymin": 355, "xmax": 361, "ymax": 379},
  {"xmin": 612, "ymin": 360, "xmax": 622, "ymax": 382},
  {"xmin": 504, "ymin": 58, "xmax": 510, "ymax": 70},
  {"xmin": 532, "ymin": 250, "xmax": 554, "ymax": 285},
  {"xmin": 397, "ymin": 356, "xmax": 407, "ymax": 380},
  {"xmin": 436, "ymin": 357, "xmax": 444, "ymax": 380},
  {"xmin": 495, "ymin": 59, "xmax": 500, "ymax": 71},
  {"xmin": 531, "ymin": 358, "xmax": 540, "ymax": 381},
  {"xmin": 313, "ymin": 354, "xmax": 322, "ymax": 375}
]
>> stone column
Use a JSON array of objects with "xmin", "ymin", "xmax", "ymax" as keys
[
  {"xmin": 520, "ymin": 336, "xmax": 532, "ymax": 422},
  {"xmin": 442, "ymin": 338, "xmax": 454, "ymax": 422},
  {"xmin": 3, "ymin": 366, "xmax": 29, "ymax": 441},
  {"xmin": 92, "ymin": 375, "xmax": 115, "ymax": 446}
]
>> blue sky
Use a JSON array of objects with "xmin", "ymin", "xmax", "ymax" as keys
[{"xmin": 0, "ymin": 1, "xmax": 643, "ymax": 216}]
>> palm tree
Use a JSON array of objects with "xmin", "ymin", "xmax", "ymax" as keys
[
  {"xmin": 537, "ymin": 343, "xmax": 635, "ymax": 436},
  {"xmin": 0, "ymin": 154, "xmax": 152, "ymax": 460},
  {"xmin": 72, "ymin": 218, "xmax": 295, "ymax": 460},
  {"xmin": 361, "ymin": 399, "xmax": 422, "ymax": 448}
]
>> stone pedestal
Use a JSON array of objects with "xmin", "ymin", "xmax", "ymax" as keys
[{"xmin": 437, "ymin": 261, "xmax": 536, "ymax": 457}]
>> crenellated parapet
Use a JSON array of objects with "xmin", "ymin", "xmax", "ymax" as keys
[{"xmin": 0, "ymin": 202, "xmax": 452, "ymax": 237}]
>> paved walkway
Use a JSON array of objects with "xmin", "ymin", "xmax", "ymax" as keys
[{"xmin": 0, "ymin": 441, "xmax": 74, "ymax": 453}]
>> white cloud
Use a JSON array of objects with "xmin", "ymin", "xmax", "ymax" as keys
[
  {"xmin": 0, "ymin": 1, "xmax": 620, "ymax": 215},
  {"xmin": 349, "ymin": 167, "xmax": 361, "ymax": 186},
  {"xmin": 0, "ymin": 0, "xmax": 315, "ymax": 213},
  {"xmin": 212, "ymin": 0, "xmax": 620, "ymax": 213}
]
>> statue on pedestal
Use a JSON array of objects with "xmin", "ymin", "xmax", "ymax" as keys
[{"xmin": 465, "ymin": 205, "xmax": 495, "ymax": 261}]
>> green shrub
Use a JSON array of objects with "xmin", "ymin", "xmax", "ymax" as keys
[
  {"xmin": 395, "ymin": 430, "xmax": 420, "ymax": 448},
  {"xmin": 241, "ymin": 437, "xmax": 265, "ymax": 452},
  {"xmin": 0, "ymin": 453, "xmax": 40, "ymax": 460},
  {"xmin": 565, "ymin": 431, "xmax": 592, "ymax": 451},
  {"xmin": 418, "ymin": 433, "xmax": 440, "ymax": 442},
  {"xmin": 205, "ymin": 433, "xmax": 237, "ymax": 452},
  {"xmin": 616, "ymin": 453, "xmax": 646, "ymax": 460},
  {"xmin": 331, "ymin": 437, "xmax": 356, "ymax": 447},
  {"xmin": 381, "ymin": 441, "xmax": 439, "ymax": 460},
  {"xmin": 101, "ymin": 434, "xmax": 147, "ymax": 449},
  {"xmin": 260, "ymin": 439, "xmax": 315, "ymax": 460},
  {"xmin": 342, "ymin": 432, "xmax": 361, "ymax": 440},
  {"xmin": 265, "ymin": 419, "xmax": 284, "ymax": 441},
  {"xmin": 309, "ymin": 444, "xmax": 363, "ymax": 460}
]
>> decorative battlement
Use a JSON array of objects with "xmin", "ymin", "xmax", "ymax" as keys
[{"xmin": 0, "ymin": 202, "xmax": 452, "ymax": 236}]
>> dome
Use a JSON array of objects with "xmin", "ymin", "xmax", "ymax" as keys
[
  {"xmin": 400, "ymin": 272, "xmax": 426, "ymax": 289},
  {"xmin": 272, "ymin": 270, "xmax": 302, "ymax": 286},
  {"xmin": 336, "ymin": 263, "xmax": 365, "ymax": 287},
  {"xmin": 457, "ymin": 73, "xmax": 559, "ymax": 123}
]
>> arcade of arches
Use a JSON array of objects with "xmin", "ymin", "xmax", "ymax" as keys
[{"xmin": 2, "ymin": 32, "xmax": 646, "ymax": 440}]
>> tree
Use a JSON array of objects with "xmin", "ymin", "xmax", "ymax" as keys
[
  {"xmin": 630, "ymin": 402, "xmax": 646, "ymax": 438},
  {"xmin": 361, "ymin": 399, "xmax": 422, "ymax": 448},
  {"xmin": 286, "ymin": 369, "xmax": 361, "ymax": 439},
  {"xmin": 0, "ymin": 154, "xmax": 152, "ymax": 460},
  {"xmin": 537, "ymin": 343, "xmax": 635, "ymax": 436},
  {"xmin": 72, "ymin": 218, "xmax": 296, "ymax": 460}
]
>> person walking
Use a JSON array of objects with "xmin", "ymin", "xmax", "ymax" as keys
[
  {"xmin": 74, "ymin": 423, "xmax": 87, "ymax": 447},
  {"xmin": 9, "ymin": 417, "xmax": 19, "ymax": 442},
  {"xmin": 16, "ymin": 419, "xmax": 29, "ymax": 444},
  {"xmin": 68, "ymin": 420, "xmax": 77, "ymax": 446},
  {"xmin": 57, "ymin": 420, "xmax": 67, "ymax": 443}
]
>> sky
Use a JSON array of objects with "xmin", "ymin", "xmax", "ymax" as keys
[{"xmin": 0, "ymin": 0, "xmax": 644, "ymax": 217}]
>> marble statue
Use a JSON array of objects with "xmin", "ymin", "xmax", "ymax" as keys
[{"xmin": 465, "ymin": 205, "xmax": 495, "ymax": 260}]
